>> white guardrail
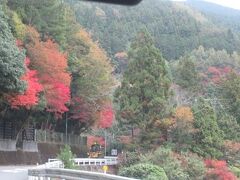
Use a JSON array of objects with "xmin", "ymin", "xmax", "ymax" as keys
[
  {"xmin": 48, "ymin": 156, "xmax": 118, "ymax": 167},
  {"xmin": 37, "ymin": 160, "xmax": 64, "ymax": 169},
  {"xmin": 28, "ymin": 168, "xmax": 138, "ymax": 180},
  {"xmin": 28, "ymin": 157, "xmax": 135, "ymax": 180}
]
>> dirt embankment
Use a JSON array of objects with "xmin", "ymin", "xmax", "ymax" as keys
[{"xmin": 0, "ymin": 143, "xmax": 87, "ymax": 165}]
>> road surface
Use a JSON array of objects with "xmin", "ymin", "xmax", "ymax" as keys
[{"xmin": 0, "ymin": 166, "xmax": 35, "ymax": 180}]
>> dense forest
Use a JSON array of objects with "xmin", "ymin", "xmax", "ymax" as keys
[
  {"xmin": 0, "ymin": 0, "xmax": 115, "ymax": 136},
  {"xmin": 0, "ymin": 0, "xmax": 240, "ymax": 179},
  {"xmin": 187, "ymin": 0, "xmax": 240, "ymax": 32},
  {"xmin": 67, "ymin": 0, "xmax": 240, "ymax": 65}
]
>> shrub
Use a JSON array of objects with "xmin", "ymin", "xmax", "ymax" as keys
[
  {"xmin": 57, "ymin": 145, "xmax": 76, "ymax": 169},
  {"xmin": 205, "ymin": 160, "xmax": 237, "ymax": 180},
  {"xmin": 118, "ymin": 163, "xmax": 168, "ymax": 180},
  {"xmin": 223, "ymin": 141, "xmax": 240, "ymax": 165},
  {"xmin": 122, "ymin": 151, "xmax": 140, "ymax": 167},
  {"xmin": 141, "ymin": 147, "xmax": 189, "ymax": 180},
  {"xmin": 184, "ymin": 153, "xmax": 206, "ymax": 180},
  {"xmin": 229, "ymin": 166, "xmax": 240, "ymax": 178}
]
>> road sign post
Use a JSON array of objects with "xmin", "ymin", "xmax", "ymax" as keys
[{"xmin": 103, "ymin": 165, "xmax": 108, "ymax": 174}]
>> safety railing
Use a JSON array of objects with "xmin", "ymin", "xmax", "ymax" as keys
[
  {"xmin": 28, "ymin": 168, "xmax": 138, "ymax": 180},
  {"xmin": 37, "ymin": 160, "xmax": 64, "ymax": 169},
  {"xmin": 48, "ymin": 156, "xmax": 118, "ymax": 166}
]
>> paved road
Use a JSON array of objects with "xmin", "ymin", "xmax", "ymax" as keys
[{"xmin": 0, "ymin": 166, "xmax": 35, "ymax": 180}]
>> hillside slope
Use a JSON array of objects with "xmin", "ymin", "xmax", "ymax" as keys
[
  {"xmin": 186, "ymin": 0, "xmax": 240, "ymax": 32},
  {"xmin": 67, "ymin": 0, "xmax": 240, "ymax": 61}
]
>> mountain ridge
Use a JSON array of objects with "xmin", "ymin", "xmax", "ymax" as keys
[{"xmin": 66, "ymin": 0, "xmax": 240, "ymax": 61}]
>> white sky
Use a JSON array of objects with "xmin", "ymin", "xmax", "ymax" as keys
[
  {"xmin": 173, "ymin": 0, "xmax": 240, "ymax": 10},
  {"xmin": 205, "ymin": 0, "xmax": 240, "ymax": 10}
]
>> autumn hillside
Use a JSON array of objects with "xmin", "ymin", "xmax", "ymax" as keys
[{"xmin": 0, "ymin": 0, "xmax": 240, "ymax": 179}]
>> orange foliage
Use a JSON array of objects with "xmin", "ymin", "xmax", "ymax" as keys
[
  {"xmin": 98, "ymin": 102, "xmax": 114, "ymax": 129},
  {"xmin": 76, "ymin": 29, "xmax": 111, "ymax": 64},
  {"xmin": 87, "ymin": 136, "xmax": 105, "ymax": 147},
  {"xmin": 175, "ymin": 106, "xmax": 193, "ymax": 122},
  {"xmin": 26, "ymin": 27, "xmax": 70, "ymax": 86},
  {"xmin": 224, "ymin": 140, "xmax": 240, "ymax": 153},
  {"xmin": 25, "ymin": 27, "xmax": 71, "ymax": 116}
]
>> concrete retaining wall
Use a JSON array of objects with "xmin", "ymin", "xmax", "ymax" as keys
[
  {"xmin": 0, "ymin": 139, "xmax": 16, "ymax": 151},
  {"xmin": 0, "ymin": 142, "xmax": 87, "ymax": 165},
  {"xmin": 23, "ymin": 141, "xmax": 38, "ymax": 152}
]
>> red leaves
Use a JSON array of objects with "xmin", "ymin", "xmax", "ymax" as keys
[
  {"xmin": 87, "ymin": 136, "xmax": 105, "ymax": 147},
  {"xmin": 204, "ymin": 66, "xmax": 232, "ymax": 83},
  {"xmin": 44, "ymin": 79, "xmax": 70, "ymax": 116},
  {"xmin": 70, "ymin": 97, "xmax": 93, "ymax": 124},
  {"xmin": 7, "ymin": 57, "xmax": 42, "ymax": 109},
  {"xmin": 205, "ymin": 159, "xmax": 227, "ymax": 169},
  {"xmin": 26, "ymin": 27, "xmax": 71, "ymax": 116},
  {"xmin": 205, "ymin": 160, "xmax": 237, "ymax": 180},
  {"xmin": 38, "ymin": 39, "xmax": 70, "ymax": 86},
  {"xmin": 98, "ymin": 103, "xmax": 114, "ymax": 128}
]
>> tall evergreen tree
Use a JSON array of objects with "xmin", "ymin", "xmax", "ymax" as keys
[
  {"xmin": 219, "ymin": 72, "xmax": 240, "ymax": 124},
  {"xmin": 175, "ymin": 57, "xmax": 200, "ymax": 91},
  {"xmin": 192, "ymin": 98, "xmax": 224, "ymax": 158},
  {"xmin": 7, "ymin": 0, "xmax": 78, "ymax": 48},
  {"xmin": 115, "ymin": 31, "xmax": 171, "ymax": 145},
  {"xmin": 0, "ymin": 7, "xmax": 25, "ymax": 96}
]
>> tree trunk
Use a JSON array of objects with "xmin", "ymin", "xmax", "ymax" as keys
[{"xmin": 15, "ymin": 111, "xmax": 32, "ymax": 149}]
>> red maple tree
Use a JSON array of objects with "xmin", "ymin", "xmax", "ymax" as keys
[
  {"xmin": 70, "ymin": 97, "xmax": 93, "ymax": 124},
  {"xmin": 25, "ymin": 27, "xmax": 71, "ymax": 116},
  {"xmin": 43, "ymin": 78, "xmax": 70, "ymax": 116},
  {"xmin": 98, "ymin": 103, "xmax": 114, "ymax": 128},
  {"xmin": 87, "ymin": 136, "xmax": 105, "ymax": 147},
  {"xmin": 205, "ymin": 159, "xmax": 237, "ymax": 180},
  {"xmin": 203, "ymin": 66, "xmax": 232, "ymax": 83},
  {"xmin": 7, "ymin": 57, "xmax": 43, "ymax": 109}
]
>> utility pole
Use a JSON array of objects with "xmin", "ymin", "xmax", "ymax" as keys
[
  {"xmin": 104, "ymin": 130, "xmax": 107, "ymax": 157},
  {"xmin": 65, "ymin": 112, "xmax": 68, "ymax": 144}
]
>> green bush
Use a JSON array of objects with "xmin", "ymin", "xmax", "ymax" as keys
[
  {"xmin": 57, "ymin": 145, "xmax": 76, "ymax": 169},
  {"xmin": 229, "ymin": 166, "xmax": 240, "ymax": 178},
  {"xmin": 191, "ymin": 145, "xmax": 223, "ymax": 159},
  {"xmin": 122, "ymin": 151, "xmax": 140, "ymax": 167},
  {"xmin": 183, "ymin": 153, "xmax": 206, "ymax": 180},
  {"xmin": 118, "ymin": 163, "xmax": 168, "ymax": 180},
  {"xmin": 141, "ymin": 147, "xmax": 189, "ymax": 180}
]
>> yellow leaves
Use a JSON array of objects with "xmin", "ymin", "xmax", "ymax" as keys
[
  {"xmin": 174, "ymin": 106, "xmax": 196, "ymax": 133},
  {"xmin": 154, "ymin": 118, "xmax": 175, "ymax": 129},
  {"xmin": 152, "ymin": 106, "xmax": 193, "ymax": 131},
  {"xmin": 175, "ymin": 106, "xmax": 193, "ymax": 122},
  {"xmin": 75, "ymin": 29, "xmax": 109, "ymax": 63},
  {"xmin": 11, "ymin": 12, "xmax": 26, "ymax": 40},
  {"xmin": 73, "ymin": 28, "xmax": 116, "ymax": 99}
]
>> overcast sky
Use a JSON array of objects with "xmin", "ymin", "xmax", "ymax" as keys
[
  {"xmin": 205, "ymin": 0, "xmax": 240, "ymax": 10},
  {"xmin": 174, "ymin": 0, "xmax": 240, "ymax": 10}
]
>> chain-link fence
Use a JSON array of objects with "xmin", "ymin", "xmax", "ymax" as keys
[{"xmin": 35, "ymin": 130, "xmax": 87, "ymax": 147}]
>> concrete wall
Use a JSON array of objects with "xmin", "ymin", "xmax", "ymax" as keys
[
  {"xmin": 0, "ymin": 150, "xmax": 39, "ymax": 165},
  {"xmin": 0, "ymin": 142, "xmax": 87, "ymax": 165},
  {"xmin": 23, "ymin": 141, "xmax": 38, "ymax": 152},
  {"xmin": 0, "ymin": 139, "xmax": 16, "ymax": 151}
]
